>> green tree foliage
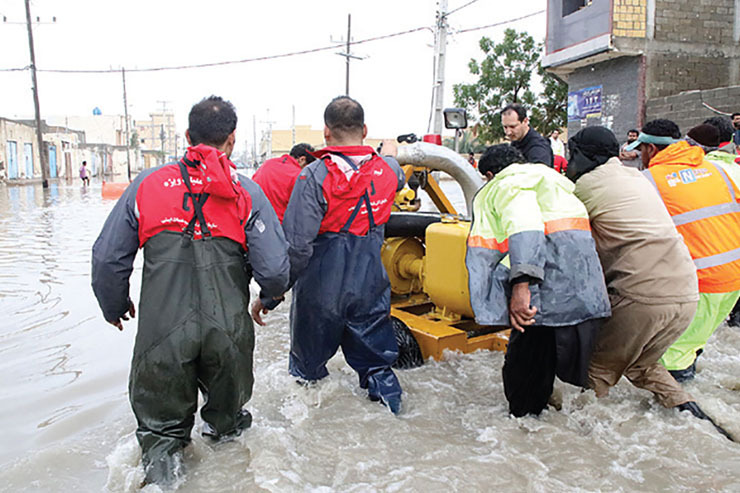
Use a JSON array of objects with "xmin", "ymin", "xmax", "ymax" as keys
[
  {"xmin": 442, "ymin": 129, "xmax": 486, "ymax": 153},
  {"xmin": 453, "ymin": 29, "xmax": 568, "ymax": 143},
  {"xmin": 130, "ymin": 130, "xmax": 140, "ymax": 150},
  {"xmin": 531, "ymin": 64, "xmax": 568, "ymax": 137}
]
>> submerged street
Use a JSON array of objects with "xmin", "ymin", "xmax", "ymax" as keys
[{"xmin": 0, "ymin": 180, "xmax": 739, "ymax": 492}]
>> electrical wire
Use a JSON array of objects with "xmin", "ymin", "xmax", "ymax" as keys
[
  {"xmin": 37, "ymin": 26, "xmax": 430, "ymax": 74},
  {"xmin": 455, "ymin": 10, "xmax": 545, "ymax": 34},
  {"xmin": 0, "ymin": 11, "xmax": 545, "ymax": 74},
  {"xmin": 446, "ymin": 0, "xmax": 482, "ymax": 17},
  {"xmin": 0, "ymin": 65, "xmax": 30, "ymax": 72}
]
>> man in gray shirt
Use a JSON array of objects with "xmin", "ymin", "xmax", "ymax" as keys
[{"xmin": 618, "ymin": 129, "xmax": 642, "ymax": 168}]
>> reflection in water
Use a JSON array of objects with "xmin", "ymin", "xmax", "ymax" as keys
[{"xmin": 0, "ymin": 181, "xmax": 739, "ymax": 493}]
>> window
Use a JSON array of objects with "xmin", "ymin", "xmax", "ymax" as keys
[{"xmin": 563, "ymin": 0, "xmax": 593, "ymax": 17}]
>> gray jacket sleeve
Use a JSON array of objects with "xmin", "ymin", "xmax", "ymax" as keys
[
  {"xmin": 282, "ymin": 162, "xmax": 328, "ymax": 287},
  {"xmin": 382, "ymin": 155, "xmax": 406, "ymax": 191},
  {"xmin": 239, "ymin": 176, "xmax": 291, "ymax": 305},
  {"xmin": 91, "ymin": 175, "xmax": 143, "ymax": 323}
]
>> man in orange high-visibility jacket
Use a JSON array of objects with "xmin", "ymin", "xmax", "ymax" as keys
[{"xmin": 628, "ymin": 120, "xmax": 740, "ymax": 382}]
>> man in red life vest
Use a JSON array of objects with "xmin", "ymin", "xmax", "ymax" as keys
[
  {"xmin": 92, "ymin": 96, "xmax": 289, "ymax": 486},
  {"xmin": 253, "ymin": 143, "xmax": 316, "ymax": 222},
  {"xmin": 252, "ymin": 96, "xmax": 406, "ymax": 414}
]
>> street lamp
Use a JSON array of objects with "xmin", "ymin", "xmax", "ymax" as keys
[{"xmin": 443, "ymin": 108, "xmax": 468, "ymax": 153}]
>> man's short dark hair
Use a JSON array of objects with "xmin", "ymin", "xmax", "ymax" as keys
[
  {"xmin": 324, "ymin": 96, "xmax": 364, "ymax": 140},
  {"xmin": 642, "ymin": 119, "xmax": 680, "ymax": 150},
  {"xmin": 501, "ymin": 103, "xmax": 527, "ymax": 122},
  {"xmin": 289, "ymin": 143, "xmax": 316, "ymax": 163},
  {"xmin": 628, "ymin": 129, "xmax": 639, "ymax": 135},
  {"xmin": 82, "ymin": 160, "xmax": 87, "ymax": 165},
  {"xmin": 731, "ymin": 112, "xmax": 740, "ymax": 119},
  {"xmin": 703, "ymin": 116, "xmax": 734, "ymax": 143},
  {"xmin": 478, "ymin": 144, "xmax": 526, "ymax": 177},
  {"xmin": 188, "ymin": 96, "xmax": 238, "ymax": 147}
]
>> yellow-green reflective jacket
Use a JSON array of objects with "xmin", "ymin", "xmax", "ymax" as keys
[{"xmin": 465, "ymin": 163, "xmax": 610, "ymax": 326}]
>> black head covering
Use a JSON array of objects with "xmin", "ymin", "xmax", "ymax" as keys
[{"xmin": 566, "ymin": 126, "xmax": 620, "ymax": 182}]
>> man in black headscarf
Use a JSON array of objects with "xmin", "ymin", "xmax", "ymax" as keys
[{"xmin": 567, "ymin": 127, "xmax": 728, "ymax": 430}]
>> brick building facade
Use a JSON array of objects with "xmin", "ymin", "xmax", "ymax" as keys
[{"xmin": 543, "ymin": 0, "xmax": 740, "ymax": 140}]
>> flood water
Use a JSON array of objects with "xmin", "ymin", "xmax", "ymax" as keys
[{"xmin": 0, "ymin": 179, "xmax": 739, "ymax": 492}]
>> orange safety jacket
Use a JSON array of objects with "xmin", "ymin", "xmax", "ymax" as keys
[{"xmin": 644, "ymin": 141, "xmax": 740, "ymax": 293}]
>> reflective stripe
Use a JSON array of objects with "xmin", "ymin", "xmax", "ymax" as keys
[
  {"xmin": 642, "ymin": 169, "xmax": 658, "ymax": 190},
  {"xmin": 672, "ymin": 202, "xmax": 740, "ymax": 226},
  {"xmin": 544, "ymin": 217, "xmax": 590, "ymax": 234},
  {"xmin": 468, "ymin": 235, "xmax": 508, "ymax": 253},
  {"xmin": 694, "ymin": 246, "xmax": 740, "ymax": 270},
  {"xmin": 712, "ymin": 162, "xmax": 737, "ymax": 202},
  {"xmin": 468, "ymin": 217, "xmax": 589, "ymax": 252}
]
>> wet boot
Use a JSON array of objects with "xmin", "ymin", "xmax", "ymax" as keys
[
  {"xmin": 669, "ymin": 351, "xmax": 701, "ymax": 383},
  {"xmin": 677, "ymin": 401, "xmax": 735, "ymax": 442},
  {"xmin": 368, "ymin": 392, "xmax": 403, "ymax": 416},
  {"xmin": 728, "ymin": 303, "xmax": 740, "ymax": 327},
  {"xmin": 202, "ymin": 409, "xmax": 252, "ymax": 443},
  {"xmin": 380, "ymin": 394, "xmax": 403, "ymax": 416},
  {"xmin": 142, "ymin": 450, "xmax": 184, "ymax": 489}
]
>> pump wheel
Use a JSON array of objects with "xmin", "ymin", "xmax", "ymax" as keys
[{"xmin": 391, "ymin": 316, "xmax": 424, "ymax": 369}]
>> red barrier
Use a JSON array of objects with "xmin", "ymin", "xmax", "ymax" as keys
[
  {"xmin": 101, "ymin": 181, "xmax": 129, "ymax": 200},
  {"xmin": 422, "ymin": 134, "xmax": 442, "ymax": 145}
]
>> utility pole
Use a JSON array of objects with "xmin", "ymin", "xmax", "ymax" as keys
[
  {"xmin": 345, "ymin": 15, "xmax": 351, "ymax": 95},
  {"xmin": 252, "ymin": 114, "xmax": 257, "ymax": 166},
  {"xmin": 260, "ymin": 110, "xmax": 276, "ymax": 159},
  {"xmin": 432, "ymin": 0, "xmax": 449, "ymax": 136},
  {"xmin": 291, "ymin": 105, "xmax": 296, "ymax": 147},
  {"xmin": 156, "ymin": 100, "xmax": 172, "ymax": 159},
  {"xmin": 121, "ymin": 68, "xmax": 132, "ymax": 182},
  {"xmin": 333, "ymin": 14, "xmax": 365, "ymax": 96},
  {"xmin": 159, "ymin": 124, "xmax": 166, "ymax": 165},
  {"xmin": 24, "ymin": 0, "xmax": 49, "ymax": 188}
]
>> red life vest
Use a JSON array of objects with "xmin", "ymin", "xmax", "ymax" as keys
[
  {"xmin": 136, "ymin": 144, "xmax": 252, "ymax": 248},
  {"xmin": 312, "ymin": 146, "xmax": 397, "ymax": 236},
  {"xmin": 252, "ymin": 154, "xmax": 302, "ymax": 223}
]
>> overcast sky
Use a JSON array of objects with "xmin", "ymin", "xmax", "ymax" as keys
[{"xmin": 0, "ymin": 0, "xmax": 546, "ymax": 152}]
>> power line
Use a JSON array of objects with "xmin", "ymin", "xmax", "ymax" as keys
[
  {"xmin": 0, "ymin": 11, "xmax": 545, "ymax": 74},
  {"xmin": 0, "ymin": 65, "xmax": 30, "ymax": 72},
  {"xmin": 456, "ymin": 10, "xmax": 544, "ymax": 34},
  {"xmin": 37, "ymin": 25, "xmax": 429, "ymax": 74},
  {"xmin": 446, "ymin": 0, "xmax": 483, "ymax": 17}
]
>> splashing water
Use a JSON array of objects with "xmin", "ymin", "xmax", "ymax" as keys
[{"xmin": 0, "ymin": 180, "xmax": 738, "ymax": 492}]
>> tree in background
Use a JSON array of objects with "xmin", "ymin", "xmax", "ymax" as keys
[
  {"xmin": 531, "ymin": 64, "xmax": 568, "ymax": 137},
  {"xmin": 453, "ymin": 28, "xmax": 567, "ymax": 143},
  {"xmin": 442, "ymin": 129, "xmax": 486, "ymax": 154}
]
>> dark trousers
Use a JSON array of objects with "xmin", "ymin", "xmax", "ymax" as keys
[
  {"xmin": 131, "ymin": 233, "xmax": 255, "ymax": 466},
  {"xmin": 502, "ymin": 319, "xmax": 602, "ymax": 417}
]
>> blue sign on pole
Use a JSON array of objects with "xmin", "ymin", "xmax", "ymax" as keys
[{"xmin": 567, "ymin": 85, "xmax": 603, "ymax": 121}]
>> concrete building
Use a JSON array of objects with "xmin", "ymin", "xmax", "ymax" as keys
[
  {"xmin": 261, "ymin": 125, "xmax": 325, "ymax": 160},
  {"xmin": 259, "ymin": 124, "xmax": 384, "ymax": 162},
  {"xmin": 42, "ymin": 125, "xmax": 85, "ymax": 181},
  {"xmin": 0, "ymin": 118, "xmax": 88, "ymax": 182},
  {"xmin": 134, "ymin": 110, "xmax": 178, "ymax": 165},
  {"xmin": 44, "ymin": 113, "xmax": 138, "ymax": 179},
  {"xmin": 1, "ymin": 118, "xmax": 41, "ymax": 181},
  {"xmin": 0, "ymin": 113, "xmax": 143, "ymax": 182},
  {"xmin": 543, "ymin": 0, "xmax": 740, "ymax": 139}
]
